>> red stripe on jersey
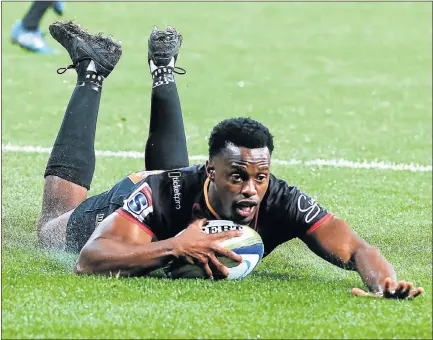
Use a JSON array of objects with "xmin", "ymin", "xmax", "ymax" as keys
[
  {"xmin": 306, "ymin": 213, "xmax": 334, "ymax": 235},
  {"xmin": 116, "ymin": 209, "xmax": 154, "ymax": 237},
  {"xmin": 140, "ymin": 185, "xmax": 153, "ymax": 208}
]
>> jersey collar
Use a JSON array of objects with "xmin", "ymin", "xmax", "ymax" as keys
[{"xmin": 203, "ymin": 177, "xmax": 221, "ymax": 219}]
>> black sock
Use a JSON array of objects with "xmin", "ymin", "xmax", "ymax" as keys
[
  {"xmin": 44, "ymin": 60, "xmax": 104, "ymax": 190},
  {"xmin": 22, "ymin": 1, "xmax": 54, "ymax": 31},
  {"xmin": 145, "ymin": 68, "xmax": 189, "ymax": 170}
]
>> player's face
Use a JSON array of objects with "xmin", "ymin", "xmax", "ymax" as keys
[{"xmin": 207, "ymin": 144, "xmax": 271, "ymax": 224}]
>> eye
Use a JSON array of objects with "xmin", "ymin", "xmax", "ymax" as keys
[
  {"xmin": 230, "ymin": 174, "xmax": 242, "ymax": 183},
  {"xmin": 256, "ymin": 174, "xmax": 268, "ymax": 182}
]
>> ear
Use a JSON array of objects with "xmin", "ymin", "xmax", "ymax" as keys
[{"xmin": 205, "ymin": 160, "xmax": 216, "ymax": 181}]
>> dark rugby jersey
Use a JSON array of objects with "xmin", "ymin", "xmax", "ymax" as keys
[{"xmin": 117, "ymin": 165, "xmax": 333, "ymax": 256}]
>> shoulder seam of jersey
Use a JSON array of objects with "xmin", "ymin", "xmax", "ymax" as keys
[{"xmin": 116, "ymin": 208, "xmax": 155, "ymax": 237}]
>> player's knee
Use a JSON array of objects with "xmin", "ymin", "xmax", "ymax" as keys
[{"xmin": 37, "ymin": 219, "xmax": 67, "ymax": 251}]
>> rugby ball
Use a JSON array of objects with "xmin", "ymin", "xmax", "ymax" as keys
[{"xmin": 165, "ymin": 220, "xmax": 264, "ymax": 280}]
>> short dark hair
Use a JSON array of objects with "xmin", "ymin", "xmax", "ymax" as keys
[{"xmin": 208, "ymin": 117, "xmax": 274, "ymax": 158}]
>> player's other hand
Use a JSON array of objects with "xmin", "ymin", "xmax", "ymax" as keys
[
  {"xmin": 172, "ymin": 218, "xmax": 243, "ymax": 279},
  {"xmin": 352, "ymin": 277, "xmax": 424, "ymax": 300}
]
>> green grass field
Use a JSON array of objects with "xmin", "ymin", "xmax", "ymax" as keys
[{"xmin": 1, "ymin": 2, "xmax": 432, "ymax": 339}]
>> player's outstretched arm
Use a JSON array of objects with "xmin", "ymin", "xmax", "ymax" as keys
[
  {"xmin": 299, "ymin": 216, "xmax": 424, "ymax": 299},
  {"xmin": 76, "ymin": 216, "xmax": 242, "ymax": 278}
]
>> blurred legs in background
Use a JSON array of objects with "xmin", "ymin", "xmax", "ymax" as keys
[{"xmin": 11, "ymin": 1, "xmax": 65, "ymax": 54}]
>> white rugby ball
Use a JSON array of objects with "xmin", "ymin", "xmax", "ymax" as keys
[
  {"xmin": 205, "ymin": 220, "xmax": 264, "ymax": 280},
  {"xmin": 166, "ymin": 220, "xmax": 264, "ymax": 280}
]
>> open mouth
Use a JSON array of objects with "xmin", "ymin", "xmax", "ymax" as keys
[{"xmin": 234, "ymin": 201, "xmax": 258, "ymax": 218}]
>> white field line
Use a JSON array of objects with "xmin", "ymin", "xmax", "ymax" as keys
[{"xmin": 2, "ymin": 144, "xmax": 432, "ymax": 173}]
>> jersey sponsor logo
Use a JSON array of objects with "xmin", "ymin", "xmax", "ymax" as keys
[
  {"xmin": 124, "ymin": 182, "xmax": 153, "ymax": 221},
  {"xmin": 201, "ymin": 224, "xmax": 243, "ymax": 234},
  {"xmin": 168, "ymin": 171, "xmax": 182, "ymax": 210},
  {"xmin": 297, "ymin": 194, "xmax": 321, "ymax": 223}
]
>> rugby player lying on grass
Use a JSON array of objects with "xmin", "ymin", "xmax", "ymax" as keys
[{"xmin": 38, "ymin": 20, "xmax": 423, "ymax": 300}]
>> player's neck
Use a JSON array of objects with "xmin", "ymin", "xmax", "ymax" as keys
[{"xmin": 206, "ymin": 181, "xmax": 227, "ymax": 220}]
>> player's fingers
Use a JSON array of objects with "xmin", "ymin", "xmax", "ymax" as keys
[
  {"xmin": 383, "ymin": 277, "xmax": 393, "ymax": 292},
  {"xmin": 212, "ymin": 230, "xmax": 242, "ymax": 241},
  {"xmin": 351, "ymin": 288, "xmax": 377, "ymax": 297},
  {"xmin": 351, "ymin": 288, "xmax": 367, "ymax": 296},
  {"xmin": 408, "ymin": 287, "xmax": 424, "ymax": 299},
  {"xmin": 190, "ymin": 218, "xmax": 207, "ymax": 230},
  {"xmin": 208, "ymin": 253, "xmax": 228, "ymax": 278},
  {"xmin": 183, "ymin": 255, "xmax": 195, "ymax": 265},
  {"xmin": 194, "ymin": 255, "xmax": 213, "ymax": 279},
  {"xmin": 383, "ymin": 280, "xmax": 399, "ymax": 298},
  {"xmin": 202, "ymin": 262, "xmax": 214, "ymax": 279},
  {"xmin": 196, "ymin": 218, "xmax": 208, "ymax": 227},
  {"xmin": 392, "ymin": 281, "xmax": 406, "ymax": 296},
  {"xmin": 214, "ymin": 247, "xmax": 242, "ymax": 262},
  {"xmin": 406, "ymin": 282, "xmax": 414, "ymax": 291},
  {"xmin": 398, "ymin": 282, "xmax": 413, "ymax": 299},
  {"xmin": 192, "ymin": 253, "xmax": 208, "ymax": 265}
]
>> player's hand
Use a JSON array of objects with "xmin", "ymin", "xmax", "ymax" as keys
[
  {"xmin": 352, "ymin": 277, "xmax": 424, "ymax": 300},
  {"xmin": 172, "ymin": 218, "xmax": 243, "ymax": 279}
]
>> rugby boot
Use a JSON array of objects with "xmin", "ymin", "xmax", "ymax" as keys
[
  {"xmin": 49, "ymin": 20, "xmax": 122, "ymax": 78},
  {"xmin": 11, "ymin": 20, "xmax": 56, "ymax": 54},
  {"xmin": 148, "ymin": 25, "xmax": 185, "ymax": 74}
]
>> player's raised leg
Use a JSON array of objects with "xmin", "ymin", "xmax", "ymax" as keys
[
  {"xmin": 145, "ymin": 26, "xmax": 189, "ymax": 170},
  {"xmin": 38, "ymin": 21, "xmax": 122, "ymax": 249}
]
